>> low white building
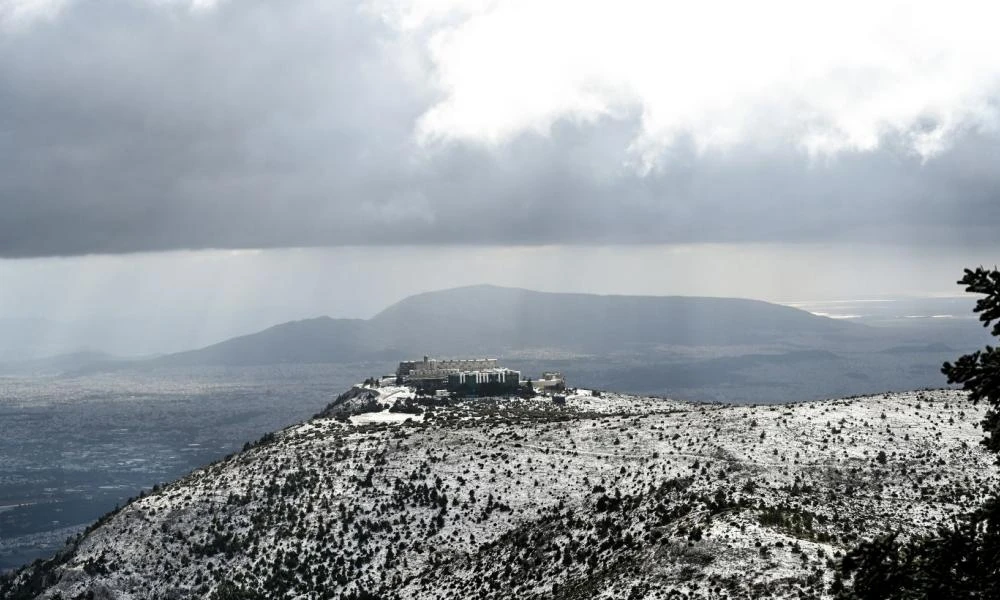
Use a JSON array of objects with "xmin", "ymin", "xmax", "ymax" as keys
[
  {"xmin": 448, "ymin": 368, "xmax": 520, "ymax": 388},
  {"xmin": 532, "ymin": 372, "xmax": 566, "ymax": 393}
]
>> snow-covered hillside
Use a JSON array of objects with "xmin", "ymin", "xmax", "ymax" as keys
[{"xmin": 2, "ymin": 386, "xmax": 995, "ymax": 600}]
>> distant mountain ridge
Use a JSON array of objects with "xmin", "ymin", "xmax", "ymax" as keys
[
  {"xmin": 153, "ymin": 285, "xmax": 864, "ymax": 367},
  {"xmin": 155, "ymin": 317, "xmax": 373, "ymax": 366},
  {"xmin": 0, "ymin": 350, "xmax": 123, "ymax": 376},
  {"xmin": 13, "ymin": 285, "xmax": 980, "ymax": 403}
]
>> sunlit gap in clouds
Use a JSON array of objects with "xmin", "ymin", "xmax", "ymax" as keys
[{"xmin": 390, "ymin": 0, "xmax": 1000, "ymax": 164}]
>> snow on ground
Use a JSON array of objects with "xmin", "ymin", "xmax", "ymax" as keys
[
  {"xmin": 5, "ymin": 386, "xmax": 996, "ymax": 600},
  {"xmin": 349, "ymin": 409, "xmax": 424, "ymax": 425}
]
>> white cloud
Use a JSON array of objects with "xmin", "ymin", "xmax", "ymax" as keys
[
  {"xmin": 0, "ymin": 0, "xmax": 220, "ymax": 29},
  {"xmin": 378, "ymin": 0, "xmax": 1000, "ymax": 166},
  {"xmin": 0, "ymin": 0, "xmax": 67, "ymax": 27}
]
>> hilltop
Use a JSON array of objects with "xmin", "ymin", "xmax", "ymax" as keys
[
  {"xmin": 2, "ymin": 385, "xmax": 995, "ymax": 599},
  {"xmin": 155, "ymin": 285, "xmax": 865, "ymax": 368}
]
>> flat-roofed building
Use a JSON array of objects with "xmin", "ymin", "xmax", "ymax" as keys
[
  {"xmin": 397, "ymin": 356, "xmax": 511, "ymax": 393},
  {"xmin": 396, "ymin": 356, "xmax": 498, "ymax": 381},
  {"xmin": 447, "ymin": 368, "xmax": 521, "ymax": 396},
  {"xmin": 532, "ymin": 371, "xmax": 566, "ymax": 393}
]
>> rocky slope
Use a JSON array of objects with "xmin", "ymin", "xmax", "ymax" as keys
[{"xmin": 2, "ymin": 386, "xmax": 995, "ymax": 599}]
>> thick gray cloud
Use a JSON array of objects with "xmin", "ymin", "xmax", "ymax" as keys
[{"xmin": 0, "ymin": 0, "xmax": 999, "ymax": 257}]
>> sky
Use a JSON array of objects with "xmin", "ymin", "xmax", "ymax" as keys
[{"xmin": 1, "ymin": 0, "xmax": 999, "ymax": 355}]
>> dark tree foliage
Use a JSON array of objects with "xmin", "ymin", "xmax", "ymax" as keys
[
  {"xmin": 837, "ymin": 267, "xmax": 1000, "ymax": 599},
  {"xmin": 209, "ymin": 582, "xmax": 268, "ymax": 600},
  {"xmin": 837, "ymin": 496, "xmax": 1000, "ymax": 599},
  {"xmin": 943, "ymin": 268, "xmax": 1000, "ymax": 453}
]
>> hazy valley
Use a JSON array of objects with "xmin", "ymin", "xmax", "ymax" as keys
[{"xmin": 0, "ymin": 366, "xmax": 364, "ymax": 572}]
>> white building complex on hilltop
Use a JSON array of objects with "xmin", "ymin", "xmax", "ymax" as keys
[
  {"xmin": 395, "ymin": 356, "xmax": 567, "ymax": 397},
  {"xmin": 396, "ymin": 356, "xmax": 521, "ymax": 394},
  {"xmin": 448, "ymin": 368, "xmax": 521, "ymax": 387},
  {"xmin": 396, "ymin": 356, "xmax": 499, "ymax": 381}
]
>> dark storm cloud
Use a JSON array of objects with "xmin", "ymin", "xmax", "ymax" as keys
[{"xmin": 0, "ymin": 0, "xmax": 998, "ymax": 257}]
